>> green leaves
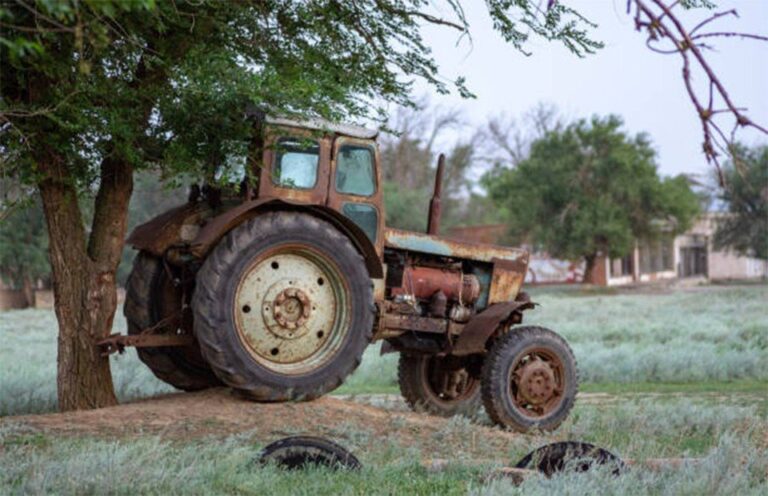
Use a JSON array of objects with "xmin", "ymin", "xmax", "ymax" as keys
[
  {"xmin": 713, "ymin": 145, "xmax": 768, "ymax": 260},
  {"xmin": 1, "ymin": 0, "xmax": 605, "ymax": 189},
  {"xmin": 485, "ymin": 115, "xmax": 700, "ymax": 261}
]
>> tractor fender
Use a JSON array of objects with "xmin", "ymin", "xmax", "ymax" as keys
[
  {"xmin": 189, "ymin": 198, "xmax": 383, "ymax": 278},
  {"xmin": 126, "ymin": 201, "xmax": 211, "ymax": 257},
  {"xmin": 451, "ymin": 297, "xmax": 535, "ymax": 356}
]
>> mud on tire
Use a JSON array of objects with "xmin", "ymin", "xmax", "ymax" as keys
[
  {"xmin": 481, "ymin": 326, "xmax": 578, "ymax": 432},
  {"xmin": 192, "ymin": 211, "xmax": 374, "ymax": 401},
  {"xmin": 398, "ymin": 354, "xmax": 481, "ymax": 417},
  {"xmin": 124, "ymin": 253, "xmax": 222, "ymax": 391}
]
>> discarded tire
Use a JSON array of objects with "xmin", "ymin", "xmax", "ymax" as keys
[
  {"xmin": 257, "ymin": 436, "xmax": 362, "ymax": 470},
  {"xmin": 515, "ymin": 441, "xmax": 625, "ymax": 477},
  {"xmin": 124, "ymin": 252, "xmax": 221, "ymax": 391},
  {"xmin": 481, "ymin": 326, "xmax": 578, "ymax": 432}
]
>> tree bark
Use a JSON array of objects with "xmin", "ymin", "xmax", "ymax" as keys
[
  {"xmin": 21, "ymin": 275, "xmax": 35, "ymax": 308},
  {"xmin": 582, "ymin": 253, "xmax": 598, "ymax": 284},
  {"xmin": 38, "ymin": 152, "xmax": 133, "ymax": 411}
]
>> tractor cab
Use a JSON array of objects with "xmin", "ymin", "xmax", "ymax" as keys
[{"xmin": 254, "ymin": 117, "xmax": 385, "ymax": 254}]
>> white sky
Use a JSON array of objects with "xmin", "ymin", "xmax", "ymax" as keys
[{"xmin": 414, "ymin": 0, "xmax": 768, "ymax": 178}]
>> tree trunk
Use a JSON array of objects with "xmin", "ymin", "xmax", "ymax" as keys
[
  {"xmin": 38, "ymin": 153, "xmax": 133, "ymax": 411},
  {"xmin": 21, "ymin": 275, "xmax": 36, "ymax": 308},
  {"xmin": 583, "ymin": 254, "xmax": 598, "ymax": 284}
]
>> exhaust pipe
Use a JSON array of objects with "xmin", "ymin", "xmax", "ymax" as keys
[{"xmin": 427, "ymin": 154, "xmax": 445, "ymax": 235}]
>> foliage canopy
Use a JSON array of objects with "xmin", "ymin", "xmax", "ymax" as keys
[
  {"xmin": 484, "ymin": 115, "xmax": 700, "ymax": 265},
  {"xmin": 713, "ymin": 145, "xmax": 768, "ymax": 260}
]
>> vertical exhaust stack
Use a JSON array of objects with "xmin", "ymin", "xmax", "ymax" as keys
[{"xmin": 427, "ymin": 153, "xmax": 445, "ymax": 235}]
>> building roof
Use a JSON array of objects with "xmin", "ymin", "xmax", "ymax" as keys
[{"xmin": 265, "ymin": 116, "xmax": 378, "ymax": 139}]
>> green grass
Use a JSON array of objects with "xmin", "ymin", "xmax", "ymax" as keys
[
  {"xmin": 1, "ymin": 397, "xmax": 767, "ymax": 495},
  {"xmin": 336, "ymin": 285, "xmax": 768, "ymax": 397},
  {"xmin": 579, "ymin": 380, "xmax": 768, "ymax": 395},
  {"xmin": 1, "ymin": 284, "xmax": 767, "ymax": 494}
]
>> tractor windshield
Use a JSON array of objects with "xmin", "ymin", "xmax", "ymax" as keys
[{"xmin": 272, "ymin": 137, "xmax": 319, "ymax": 189}]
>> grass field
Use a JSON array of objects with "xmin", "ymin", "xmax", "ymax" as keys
[{"xmin": 1, "ymin": 284, "xmax": 766, "ymax": 494}]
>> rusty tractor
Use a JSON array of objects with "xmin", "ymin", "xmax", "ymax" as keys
[{"xmin": 109, "ymin": 114, "xmax": 578, "ymax": 432}]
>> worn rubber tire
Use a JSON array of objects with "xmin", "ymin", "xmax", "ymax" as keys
[
  {"xmin": 257, "ymin": 436, "xmax": 361, "ymax": 470},
  {"xmin": 124, "ymin": 252, "xmax": 222, "ymax": 391},
  {"xmin": 192, "ymin": 211, "xmax": 374, "ymax": 401},
  {"xmin": 398, "ymin": 354, "xmax": 481, "ymax": 417},
  {"xmin": 481, "ymin": 326, "xmax": 578, "ymax": 432}
]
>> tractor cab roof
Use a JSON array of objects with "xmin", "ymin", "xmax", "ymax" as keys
[{"xmin": 265, "ymin": 116, "xmax": 378, "ymax": 140}]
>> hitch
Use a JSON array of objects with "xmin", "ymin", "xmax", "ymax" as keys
[{"xmin": 97, "ymin": 333, "xmax": 194, "ymax": 357}]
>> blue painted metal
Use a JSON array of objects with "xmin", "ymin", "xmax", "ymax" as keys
[{"xmin": 384, "ymin": 228, "xmax": 528, "ymax": 264}]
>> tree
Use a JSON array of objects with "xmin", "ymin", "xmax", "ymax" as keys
[
  {"xmin": 713, "ymin": 145, "xmax": 768, "ymax": 260},
  {"xmin": 0, "ymin": 200, "xmax": 49, "ymax": 306},
  {"xmin": 484, "ymin": 115, "xmax": 700, "ymax": 283},
  {"xmin": 0, "ymin": 1, "xmax": 599, "ymax": 411}
]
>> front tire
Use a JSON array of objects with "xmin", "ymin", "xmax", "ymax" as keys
[
  {"xmin": 398, "ymin": 354, "xmax": 482, "ymax": 417},
  {"xmin": 192, "ymin": 212, "xmax": 374, "ymax": 401},
  {"xmin": 481, "ymin": 326, "xmax": 578, "ymax": 432}
]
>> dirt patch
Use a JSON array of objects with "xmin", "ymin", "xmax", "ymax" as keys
[{"xmin": 1, "ymin": 388, "xmax": 539, "ymax": 459}]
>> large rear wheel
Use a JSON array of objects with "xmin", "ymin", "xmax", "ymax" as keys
[
  {"xmin": 192, "ymin": 211, "xmax": 374, "ymax": 401},
  {"xmin": 123, "ymin": 253, "xmax": 222, "ymax": 391}
]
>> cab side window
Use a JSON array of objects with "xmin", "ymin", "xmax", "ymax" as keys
[
  {"xmin": 272, "ymin": 137, "xmax": 319, "ymax": 189},
  {"xmin": 335, "ymin": 145, "xmax": 375, "ymax": 197}
]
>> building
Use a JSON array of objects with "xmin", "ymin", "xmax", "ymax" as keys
[
  {"xmin": 449, "ymin": 213, "xmax": 768, "ymax": 286},
  {"xmin": 597, "ymin": 213, "xmax": 767, "ymax": 286}
]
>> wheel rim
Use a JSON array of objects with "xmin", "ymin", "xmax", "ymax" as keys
[
  {"xmin": 233, "ymin": 243, "xmax": 350, "ymax": 375},
  {"xmin": 420, "ymin": 357, "xmax": 479, "ymax": 405},
  {"xmin": 508, "ymin": 347, "xmax": 566, "ymax": 418}
]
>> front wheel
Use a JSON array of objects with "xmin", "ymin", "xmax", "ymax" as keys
[
  {"xmin": 398, "ymin": 354, "xmax": 482, "ymax": 417},
  {"xmin": 481, "ymin": 326, "xmax": 578, "ymax": 432},
  {"xmin": 192, "ymin": 211, "xmax": 374, "ymax": 401}
]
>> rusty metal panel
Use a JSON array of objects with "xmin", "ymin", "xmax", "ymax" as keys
[
  {"xmin": 384, "ymin": 228, "xmax": 529, "ymax": 265},
  {"xmin": 97, "ymin": 333, "xmax": 195, "ymax": 356},
  {"xmin": 390, "ymin": 266, "xmax": 480, "ymax": 303},
  {"xmin": 327, "ymin": 135, "xmax": 386, "ymax": 256},
  {"xmin": 451, "ymin": 299, "xmax": 534, "ymax": 356},
  {"xmin": 488, "ymin": 257, "xmax": 528, "ymax": 304},
  {"xmin": 382, "ymin": 313, "xmax": 449, "ymax": 334},
  {"xmin": 126, "ymin": 202, "xmax": 212, "ymax": 256}
]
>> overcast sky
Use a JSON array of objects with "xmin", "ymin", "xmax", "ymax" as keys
[{"xmin": 413, "ymin": 0, "xmax": 768, "ymax": 178}]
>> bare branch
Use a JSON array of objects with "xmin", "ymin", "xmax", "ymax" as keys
[{"xmin": 630, "ymin": 0, "xmax": 768, "ymax": 183}]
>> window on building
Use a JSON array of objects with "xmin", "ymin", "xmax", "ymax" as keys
[
  {"xmin": 272, "ymin": 137, "xmax": 319, "ymax": 189},
  {"xmin": 610, "ymin": 255, "xmax": 633, "ymax": 277}
]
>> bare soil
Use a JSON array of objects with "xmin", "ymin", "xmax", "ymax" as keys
[{"xmin": 1, "ymin": 388, "xmax": 536, "ymax": 458}]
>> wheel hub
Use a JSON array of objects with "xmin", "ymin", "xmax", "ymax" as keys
[
  {"xmin": 517, "ymin": 360, "xmax": 556, "ymax": 405},
  {"xmin": 234, "ymin": 247, "xmax": 349, "ymax": 374},
  {"xmin": 273, "ymin": 288, "xmax": 312, "ymax": 330}
]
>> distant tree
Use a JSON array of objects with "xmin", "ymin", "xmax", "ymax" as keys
[
  {"xmin": 484, "ymin": 116, "xmax": 700, "ymax": 283},
  {"xmin": 379, "ymin": 101, "xmax": 490, "ymax": 231},
  {"xmin": 713, "ymin": 145, "xmax": 768, "ymax": 260},
  {"xmin": 0, "ymin": 201, "xmax": 49, "ymax": 306}
]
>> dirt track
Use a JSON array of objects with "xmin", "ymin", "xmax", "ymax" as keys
[{"xmin": 1, "ymin": 388, "xmax": 539, "ymax": 458}]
